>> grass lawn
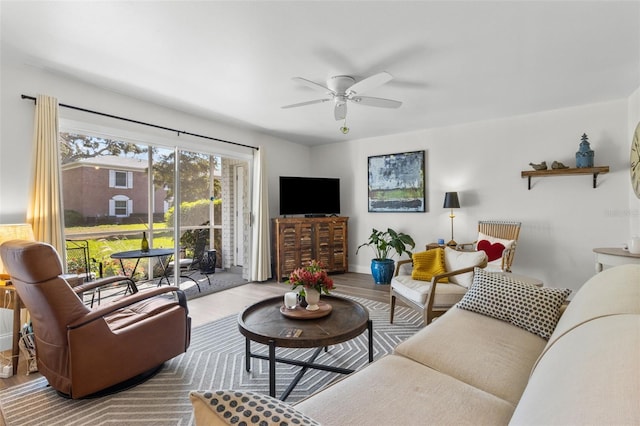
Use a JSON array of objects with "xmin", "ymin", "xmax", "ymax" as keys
[
  {"xmin": 64, "ymin": 223, "xmax": 220, "ymax": 279},
  {"xmin": 65, "ymin": 223, "xmax": 175, "ymax": 278}
]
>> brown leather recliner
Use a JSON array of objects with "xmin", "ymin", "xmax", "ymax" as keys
[{"xmin": 0, "ymin": 239, "xmax": 191, "ymax": 399}]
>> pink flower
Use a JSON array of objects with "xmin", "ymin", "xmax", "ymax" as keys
[{"xmin": 286, "ymin": 260, "xmax": 335, "ymax": 294}]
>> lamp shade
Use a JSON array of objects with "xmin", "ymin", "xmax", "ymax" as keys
[
  {"xmin": 443, "ymin": 192, "xmax": 460, "ymax": 209},
  {"xmin": 0, "ymin": 223, "xmax": 35, "ymax": 274}
]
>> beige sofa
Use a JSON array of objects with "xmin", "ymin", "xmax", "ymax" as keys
[{"xmin": 190, "ymin": 264, "xmax": 640, "ymax": 425}]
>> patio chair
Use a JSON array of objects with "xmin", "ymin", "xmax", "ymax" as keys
[{"xmin": 169, "ymin": 228, "xmax": 215, "ymax": 292}]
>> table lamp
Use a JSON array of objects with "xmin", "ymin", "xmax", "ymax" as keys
[
  {"xmin": 443, "ymin": 192, "xmax": 460, "ymax": 247},
  {"xmin": 0, "ymin": 224, "xmax": 35, "ymax": 275}
]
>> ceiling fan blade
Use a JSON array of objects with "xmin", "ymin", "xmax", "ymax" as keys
[
  {"xmin": 292, "ymin": 77, "xmax": 332, "ymax": 93},
  {"xmin": 281, "ymin": 99, "xmax": 331, "ymax": 109},
  {"xmin": 346, "ymin": 71, "xmax": 393, "ymax": 95},
  {"xmin": 334, "ymin": 102, "xmax": 347, "ymax": 121},
  {"xmin": 351, "ymin": 96, "xmax": 402, "ymax": 108}
]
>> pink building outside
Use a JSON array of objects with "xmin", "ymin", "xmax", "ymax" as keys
[{"xmin": 62, "ymin": 156, "xmax": 167, "ymax": 222}]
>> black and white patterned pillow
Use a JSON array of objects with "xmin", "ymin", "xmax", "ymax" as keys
[
  {"xmin": 457, "ymin": 268, "xmax": 571, "ymax": 340},
  {"xmin": 189, "ymin": 390, "xmax": 320, "ymax": 426}
]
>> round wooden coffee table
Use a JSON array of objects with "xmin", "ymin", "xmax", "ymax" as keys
[{"xmin": 238, "ymin": 295, "xmax": 373, "ymax": 400}]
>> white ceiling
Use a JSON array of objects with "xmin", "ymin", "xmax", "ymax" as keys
[{"xmin": 2, "ymin": 1, "xmax": 639, "ymax": 146}]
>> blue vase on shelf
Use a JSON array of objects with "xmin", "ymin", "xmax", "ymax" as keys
[{"xmin": 575, "ymin": 133, "xmax": 594, "ymax": 168}]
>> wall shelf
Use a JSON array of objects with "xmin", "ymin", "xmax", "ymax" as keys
[{"xmin": 520, "ymin": 166, "xmax": 610, "ymax": 190}]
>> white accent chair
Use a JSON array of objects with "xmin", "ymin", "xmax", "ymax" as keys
[
  {"xmin": 457, "ymin": 220, "xmax": 521, "ymax": 272},
  {"xmin": 390, "ymin": 247, "xmax": 487, "ymax": 325}
]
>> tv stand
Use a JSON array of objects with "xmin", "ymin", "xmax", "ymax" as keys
[
  {"xmin": 304, "ymin": 214, "xmax": 327, "ymax": 218},
  {"xmin": 272, "ymin": 216, "xmax": 349, "ymax": 282}
]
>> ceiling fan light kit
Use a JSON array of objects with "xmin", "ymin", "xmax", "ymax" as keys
[
  {"xmin": 282, "ymin": 71, "xmax": 402, "ymax": 132},
  {"xmin": 327, "ymin": 75, "xmax": 356, "ymax": 93}
]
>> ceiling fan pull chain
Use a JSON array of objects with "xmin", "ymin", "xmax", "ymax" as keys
[{"xmin": 340, "ymin": 117, "xmax": 349, "ymax": 134}]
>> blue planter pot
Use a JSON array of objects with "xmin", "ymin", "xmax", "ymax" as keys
[{"xmin": 371, "ymin": 259, "xmax": 395, "ymax": 285}]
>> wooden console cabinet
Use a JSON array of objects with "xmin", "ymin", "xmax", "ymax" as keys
[{"xmin": 272, "ymin": 216, "xmax": 348, "ymax": 282}]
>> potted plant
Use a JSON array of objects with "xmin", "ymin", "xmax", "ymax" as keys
[{"xmin": 356, "ymin": 228, "xmax": 415, "ymax": 284}]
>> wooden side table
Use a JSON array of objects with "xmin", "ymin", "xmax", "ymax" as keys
[
  {"xmin": 593, "ymin": 247, "xmax": 640, "ymax": 273},
  {"xmin": 426, "ymin": 243, "xmax": 445, "ymax": 250}
]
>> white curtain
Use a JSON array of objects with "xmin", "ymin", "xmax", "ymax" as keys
[
  {"xmin": 27, "ymin": 94, "xmax": 65, "ymax": 256},
  {"xmin": 250, "ymin": 147, "xmax": 271, "ymax": 281}
]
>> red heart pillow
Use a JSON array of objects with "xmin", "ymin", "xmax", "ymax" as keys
[{"xmin": 477, "ymin": 240, "xmax": 505, "ymax": 262}]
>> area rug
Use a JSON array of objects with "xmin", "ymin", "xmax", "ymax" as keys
[
  {"xmin": 0, "ymin": 294, "xmax": 422, "ymax": 426},
  {"xmin": 135, "ymin": 270, "xmax": 248, "ymax": 301}
]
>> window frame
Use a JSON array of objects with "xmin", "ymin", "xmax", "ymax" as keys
[
  {"xmin": 59, "ymin": 118, "xmax": 255, "ymax": 277},
  {"xmin": 109, "ymin": 195, "xmax": 132, "ymax": 217},
  {"xmin": 109, "ymin": 169, "xmax": 133, "ymax": 189}
]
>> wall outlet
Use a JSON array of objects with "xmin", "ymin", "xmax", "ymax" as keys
[{"xmin": 0, "ymin": 363, "xmax": 13, "ymax": 378}]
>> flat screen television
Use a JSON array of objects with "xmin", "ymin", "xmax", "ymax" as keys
[{"xmin": 279, "ymin": 176, "xmax": 340, "ymax": 216}]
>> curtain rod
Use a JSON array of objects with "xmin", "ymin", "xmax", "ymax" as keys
[{"xmin": 21, "ymin": 94, "xmax": 258, "ymax": 151}]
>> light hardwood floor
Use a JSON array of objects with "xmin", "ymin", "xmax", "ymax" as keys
[{"xmin": 0, "ymin": 272, "xmax": 394, "ymax": 391}]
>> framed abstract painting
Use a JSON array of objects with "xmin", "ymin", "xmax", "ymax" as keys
[{"xmin": 367, "ymin": 150, "xmax": 425, "ymax": 212}]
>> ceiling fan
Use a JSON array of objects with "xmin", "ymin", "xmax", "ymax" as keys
[{"xmin": 282, "ymin": 71, "xmax": 402, "ymax": 121}]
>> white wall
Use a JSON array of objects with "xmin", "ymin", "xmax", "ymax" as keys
[{"xmin": 311, "ymin": 98, "xmax": 634, "ymax": 292}]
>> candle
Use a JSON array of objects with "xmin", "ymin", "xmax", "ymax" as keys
[{"xmin": 284, "ymin": 292, "xmax": 297, "ymax": 309}]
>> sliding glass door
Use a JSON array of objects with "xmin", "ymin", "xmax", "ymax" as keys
[
  {"xmin": 157, "ymin": 149, "xmax": 221, "ymax": 270},
  {"xmin": 59, "ymin": 130, "xmax": 242, "ymax": 283}
]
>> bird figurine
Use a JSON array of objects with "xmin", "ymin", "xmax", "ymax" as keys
[
  {"xmin": 551, "ymin": 161, "xmax": 569, "ymax": 169},
  {"xmin": 529, "ymin": 161, "xmax": 547, "ymax": 171}
]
